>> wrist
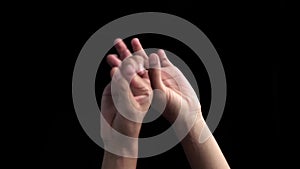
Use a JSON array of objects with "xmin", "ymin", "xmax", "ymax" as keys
[
  {"xmin": 103, "ymin": 131, "xmax": 139, "ymax": 158},
  {"xmin": 102, "ymin": 151, "xmax": 138, "ymax": 169},
  {"xmin": 183, "ymin": 116, "xmax": 205, "ymax": 141},
  {"xmin": 113, "ymin": 114, "xmax": 142, "ymax": 138},
  {"xmin": 181, "ymin": 115, "xmax": 212, "ymax": 144},
  {"xmin": 170, "ymin": 110, "xmax": 203, "ymax": 139}
]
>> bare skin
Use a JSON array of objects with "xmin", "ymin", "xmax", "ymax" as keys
[
  {"xmin": 101, "ymin": 38, "xmax": 230, "ymax": 169},
  {"xmin": 101, "ymin": 39, "xmax": 151, "ymax": 169}
]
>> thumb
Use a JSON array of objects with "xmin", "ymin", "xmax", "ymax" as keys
[{"xmin": 149, "ymin": 53, "xmax": 164, "ymax": 90}]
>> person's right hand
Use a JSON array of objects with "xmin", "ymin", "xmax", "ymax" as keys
[
  {"xmin": 148, "ymin": 50, "xmax": 203, "ymax": 135},
  {"xmin": 148, "ymin": 51, "xmax": 229, "ymax": 169}
]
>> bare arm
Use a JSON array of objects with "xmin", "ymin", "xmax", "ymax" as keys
[
  {"xmin": 147, "ymin": 49, "xmax": 230, "ymax": 169},
  {"xmin": 102, "ymin": 151, "xmax": 137, "ymax": 169},
  {"xmin": 101, "ymin": 38, "xmax": 152, "ymax": 169},
  {"xmin": 103, "ymin": 38, "xmax": 230, "ymax": 169},
  {"xmin": 181, "ymin": 117, "xmax": 230, "ymax": 169}
]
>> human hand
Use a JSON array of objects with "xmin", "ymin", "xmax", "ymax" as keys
[
  {"xmin": 147, "ymin": 50, "xmax": 203, "ymax": 136},
  {"xmin": 100, "ymin": 39, "xmax": 152, "ymax": 157}
]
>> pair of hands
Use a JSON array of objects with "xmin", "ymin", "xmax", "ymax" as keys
[
  {"xmin": 100, "ymin": 38, "xmax": 230, "ymax": 169},
  {"xmin": 101, "ymin": 38, "xmax": 203, "ymax": 153}
]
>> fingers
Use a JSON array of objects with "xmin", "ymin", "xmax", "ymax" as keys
[
  {"xmin": 110, "ymin": 38, "xmax": 149, "ymax": 70},
  {"xmin": 110, "ymin": 67, "xmax": 118, "ymax": 78},
  {"xmin": 131, "ymin": 38, "xmax": 147, "ymax": 58},
  {"xmin": 114, "ymin": 38, "xmax": 132, "ymax": 60},
  {"xmin": 111, "ymin": 64, "xmax": 144, "ymax": 104},
  {"xmin": 130, "ymin": 70, "xmax": 150, "ymax": 98},
  {"xmin": 111, "ymin": 39, "xmax": 170, "ymax": 67},
  {"xmin": 110, "ymin": 65, "xmax": 146, "ymax": 122},
  {"xmin": 120, "ymin": 56, "xmax": 146, "ymax": 86},
  {"xmin": 131, "ymin": 38, "xmax": 143, "ymax": 52},
  {"xmin": 157, "ymin": 49, "xmax": 172, "ymax": 67},
  {"xmin": 131, "ymin": 38, "xmax": 149, "ymax": 70},
  {"xmin": 110, "ymin": 54, "xmax": 147, "ymax": 94},
  {"xmin": 118, "ymin": 55, "xmax": 150, "ymax": 99},
  {"xmin": 107, "ymin": 54, "xmax": 121, "ymax": 67},
  {"xmin": 149, "ymin": 53, "xmax": 165, "ymax": 90}
]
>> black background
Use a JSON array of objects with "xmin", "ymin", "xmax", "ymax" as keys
[{"xmin": 14, "ymin": 2, "xmax": 282, "ymax": 169}]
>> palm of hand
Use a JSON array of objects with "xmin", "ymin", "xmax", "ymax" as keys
[{"xmin": 159, "ymin": 64, "xmax": 201, "ymax": 123}]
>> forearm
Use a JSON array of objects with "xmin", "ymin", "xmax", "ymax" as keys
[
  {"xmin": 181, "ymin": 116, "xmax": 230, "ymax": 169},
  {"xmin": 101, "ymin": 114, "xmax": 141, "ymax": 169},
  {"xmin": 102, "ymin": 151, "xmax": 137, "ymax": 169}
]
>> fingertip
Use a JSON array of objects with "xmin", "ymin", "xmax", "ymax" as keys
[
  {"xmin": 157, "ymin": 49, "xmax": 166, "ymax": 56},
  {"xmin": 110, "ymin": 67, "xmax": 119, "ymax": 78},
  {"xmin": 107, "ymin": 54, "xmax": 121, "ymax": 67},
  {"xmin": 131, "ymin": 38, "xmax": 139, "ymax": 45},
  {"xmin": 149, "ymin": 53, "xmax": 158, "ymax": 58},
  {"xmin": 131, "ymin": 38, "xmax": 143, "ymax": 51},
  {"xmin": 114, "ymin": 38, "xmax": 132, "ymax": 59},
  {"xmin": 106, "ymin": 54, "xmax": 116, "ymax": 60},
  {"xmin": 149, "ymin": 53, "xmax": 160, "ymax": 68},
  {"xmin": 114, "ymin": 38, "xmax": 122, "ymax": 45},
  {"xmin": 157, "ymin": 49, "xmax": 171, "ymax": 66}
]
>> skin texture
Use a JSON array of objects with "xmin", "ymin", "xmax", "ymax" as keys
[
  {"xmin": 101, "ymin": 38, "xmax": 230, "ymax": 169},
  {"xmin": 101, "ymin": 39, "xmax": 152, "ymax": 169}
]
